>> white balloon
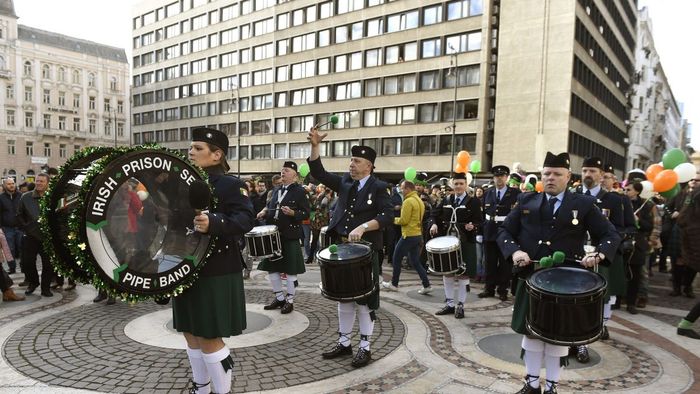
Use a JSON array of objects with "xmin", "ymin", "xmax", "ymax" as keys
[
  {"xmin": 466, "ymin": 172, "xmax": 473, "ymax": 185},
  {"xmin": 640, "ymin": 180, "xmax": 655, "ymax": 199},
  {"xmin": 136, "ymin": 190, "xmax": 149, "ymax": 201},
  {"xmin": 673, "ymin": 162, "xmax": 696, "ymax": 183}
]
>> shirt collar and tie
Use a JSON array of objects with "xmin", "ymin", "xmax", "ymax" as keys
[
  {"xmin": 546, "ymin": 191, "xmax": 565, "ymax": 215},
  {"xmin": 583, "ymin": 185, "xmax": 600, "ymax": 197},
  {"xmin": 355, "ymin": 174, "xmax": 371, "ymax": 191},
  {"xmin": 454, "ymin": 193, "xmax": 467, "ymax": 205}
]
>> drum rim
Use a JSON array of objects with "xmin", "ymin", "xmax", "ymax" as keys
[
  {"xmin": 425, "ymin": 235, "xmax": 461, "ymax": 253},
  {"xmin": 66, "ymin": 145, "xmax": 213, "ymax": 302},
  {"xmin": 41, "ymin": 146, "xmax": 114, "ymax": 284},
  {"xmin": 526, "ymin": 320, "xmax": 603, "ymax": 346},
  {"xmin": 526, "ymin": 266, "xmax": 607, "ymax": 296},
  {"xmin": 316, "ymin": 243, "xmax": 373, "ymax": 262},
  {"xmin": 319, "ymin": 282, "xmax": 377, "ymax": 302},
  {"xmin": 245, "ymin": 224, "xmax": 279, "ymax": 236}
]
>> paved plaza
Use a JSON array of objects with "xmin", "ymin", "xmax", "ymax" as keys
[{"xmin": 2, "ymin": 263, "xmax": 700, "ymax": 393}]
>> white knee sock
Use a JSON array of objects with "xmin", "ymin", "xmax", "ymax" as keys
[
  {"xmin": 457, "ymin": 279, "xmax": 469, "ymax": 304},
  {"xmin": 202, "ymin": 347, "xmax": 233, "ymax": 394},
  {"xmin": 523, "ymin": 350, "xmax": 543, "ymax": 388},
  {"xmin": 338, "ymin": 302, "xmax": 356, "ymax": 346},
  {"xmin": 357, "ymin": 304, "xmax": 374, "ymax": 351},
  {"xmin": 286, "ymin": 274, "xmax": 297, "ymax": 303},
  {"xmin": 443, "ymin": 276, "xmax": 455, "ymax": 306},
  {"xmin": 268, "ymin": 272, "xmax": 284, "ymax": 300},
  {"xmin": 544, "ymin": 354, "xmax": 562, "ymax": 389},
  {"xmin": 186, "ymin": 347, "xmax": 211, "ymax": 394},
  {"xmin": 604, "ymin": 296, "xmax": 616, "ymax": 322}
]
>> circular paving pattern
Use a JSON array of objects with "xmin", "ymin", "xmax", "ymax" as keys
[{"xmin": 2, "ymin": 289, "xmax": 405, "ymax": 393}]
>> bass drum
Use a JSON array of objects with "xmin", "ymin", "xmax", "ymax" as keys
[
  {"xmin": 67, "ymin": 147, "xmax": 213, "ymax": 301},
  {"xmin": 42, "ymin": 147, "xmax": 113, "ymax": 284},
  {"xmin": 526, "ymin": 266, "xmax": 607, "ymax": 346}
]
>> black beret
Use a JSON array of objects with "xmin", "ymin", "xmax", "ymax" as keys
[
  {"xmin": 491, "ymin": 165, "xmax": 510, "ymax": 176},
  {"xmin": 283, "ymin": 161, "xmax": 298, "ymax": 172},
  {"xmin": 192, "ymin": 127, "xmax": 230, "ymax": 171},
  {"xmin": 543, "ymin": 152, "xmax": 570, "ymax": 169},
  {"xmin": 582, "ymin": 157, "xmax": 603, "ymax": 169},
  {"xmin": 509, "ymin": 173, "xmax": 522, "ymax": 185},
  {"xmin": 603, "ymin": 164, "xmax": 615, "ymax": 174},
  {"xmin": 453, "ymin": 172, "xmax": 467, "ymax": 180},
  {"xmin": 351, "ymin": 145, "xmax": 377, "ymax": 165},
  {"xmin": 627, "ymin": 171, "xmax": 647, "ymax": 183},
  {"xmin": 416, "ymin": 172, "xmax": 428, "ymax": 182}
]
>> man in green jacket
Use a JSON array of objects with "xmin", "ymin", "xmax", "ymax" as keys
[{"xmin": 382, "ymin": 180, "xmax": 432, "ymax": 294}]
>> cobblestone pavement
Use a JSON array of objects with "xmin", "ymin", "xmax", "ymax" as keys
[{"xmin": 1, "ymin": 260, "xmax": 700, "ymax": 393}]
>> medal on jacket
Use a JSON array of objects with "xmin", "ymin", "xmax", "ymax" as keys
[
  {"xmin": 571, "ymin": 209, "xmax": 579, "ymax": 225},
  {"xmin": 367, "ymin": 193, "xmax": 372, "ymax": 205}
]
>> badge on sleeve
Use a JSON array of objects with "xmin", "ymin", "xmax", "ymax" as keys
[{"xmin": 571, "ymin": 209, "xmax": 579, "ymax": 225}]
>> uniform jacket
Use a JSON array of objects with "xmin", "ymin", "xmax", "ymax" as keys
[
  {"xmin": 482, "ymin": 186, "xmax": 520, "ymax": 241},
  {"xmin": 16, "ymin": 190, "xmax": 43, "ymax": 239},
  {"xmin": 200, "ymin": 173, "xmax": 256, "ymax": 277},
  {"xmin": 628, "ymin": 197, "xmax": 654, "ymax": 266},
  {"xmin": 574, "ymin": 185, "xmax": 630, "ymax": 245},
  {"xmin": 497, "ymin": 191, "xmax": 621, "ymax": 273},
  {"xmin": 308, "ymin": 157, "xmax": 393, "ymax": 250},
  {"xmin": 431, "ymin": 193, "xmax": 483, "ymax": 243},
  {"xmin": 264, "ymin": 182, "xmax": 310, "ymax": 240},
  {"xmin": 394, "ymin": 191, "xmax": 424, "ymax": 238}
]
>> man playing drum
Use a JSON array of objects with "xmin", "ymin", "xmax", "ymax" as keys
[
  {"xmin": 307, "ymin": 126, "xmax": 393, "ymax": 368},
  {"xmin": 479, "ymin": 165, "xmax": 520, "ymax": 301},
  {"xmin": 497, "ymin": 152, "xmax": 620, "ymax": 394},
  {"xmin": 429, "ymin": 172, "xmax": 483, "ymax": 319},
  {"xmin": 256, "ymin": 162, "xmax": 310, "ymax": 314}
]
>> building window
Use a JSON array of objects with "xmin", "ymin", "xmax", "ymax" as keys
[
  {"xmin": 252, "ymin": 119, "xmax": 272, "ymax": 135},
  {"xmin": 89, "ymin": 119, "xmax": 96, "ymax": 134},
  {"xmin": 44, "ymin": 143, "xmax": 52, "ymax": 157},
  {"xmin": 73, "ymin": 118, "xmax": 80, "ymax": 131},
  {"xmin": 363, "ymin": 109, "xmax": 381, "ymax": 127},
  {"xmin": 386, "ymin": 42, "xmax": 418, "ymax": 64},
  {"xmin": 110, "ymin": 77, "xmax": 118, "ymax": 91},
  {"xmin": 43, "ymin": 114, "xmax": 51, "ymax": 129},
  {"xmin": 43, "ymin": 89, "xmax": 51, "ymax": 104},
  {"xmin": 6, "ymin": 110, "xmax": 14, "ymax": 126},
  {"xmin": 441, "ymin": 99, "xmax": 479, "ymax": 121},
  {"xmin": 384, "ymin": 74, "xmax": 417, "ymax": 95},
  {"xmin": 335, "ymin": 82, "xmax": 361, "ymax": 100},
  {"xmin": 25, "ymin": 86, "xmax": 33, "ymax": 102},
  {"xmin": 446, "ymin": 31, "xmax": 482, "ymax": 53},
  {"xmin": 382, "ymin": 137, "xmax": 414, "ymax": 155},
  {"xmin": 387, "ymin": 10, "xmax": 419, "ymax": 33},
  {"xmin": 7, "ymin": 139, "xmax": 15, "ymax": 155},
  {"xmin": 274, "ymin": 144, "xmax": 288, "ymax": 159},
  {"xmin": 117, "ymin": 123, "xmax": 124, "ymax": 137},
  {"xmin": 335, "ymin": 111, "xmax": 361, "ymax": 129},
  {"xmin": 252, "ymin": 144, "xmax": 271, "ymax": 159},
  {"xmin": 365, "ymin": 48, "xmax": 382, "ymax": 67},
  {"xmin": 60, "ymin": 144, "xmax": 67, "ymax": 158},
  {"xmin": 367, "ymin": 17, "xmax": 384, "ymax": 37},
  {"xmin": 24, "ymin": 61, "xmax": 32, "ymax": 76},
  {"xmin": 422, "ymin": 38, "xmax": 442, "ymax": 58},
  {"xmin": 447, "ymin": 0, "xmax": 483, "ymax": 20},
  {"xmin": 89, "ymin": 96, "xmax": 96, "ymax": 110},
  {"xmin": 25, "ymin": 112, "xmax": 34, "ymax": 127},
  {"xmin": 26, "ymin": 141, "xmax": 33, "ymax": 156},
  {"xmin": 332, "ymin": 140, "xmax": 359, "ymax": 157},
  {"xmin": 290, "ymin": 143, "xmax": 312, "ymax": 158},
  {"xmin": 104, "ymin": 99, "xmax": 111, "ymax": 112},
  {"xmin": 105, "ymin": 120, "xmax": 112, "ymax": 135},
  {"xmin": 58, "ymin": 116, "xmax": 66, "ymax": 130},
  {"xmin": 338, "ymin": 0, "xmax": 363, "ymax": 14},
  {"xmin": 382, "ymin": 106, "xmax": 415, "ymax": 125},
  {"xmin": 290, "ymin": 115, "xmax": 314, "ymax": 132},
  {"xmin": 275, "ymin": 118, "xmax": 287, "ymax": 133},
  {"xmin": 73, "ymin": 93, "xmax": 81, "ymax": 108},
  {"xmin": 42, "ymin": 64, "xmax": 51, "ymax": 79},
  {"xmin": 58, "ymin": 67, "xmax": 66, "ymax": 82},
  {"xmin": 444, "ymin": 64, "xmax": 481, "ymax": 87},
  {"xmin": 6, "ymin": 84, "xmax": 13, "ymax": 99},
  {"xmin": 58, "ymin": 91, "xmax": 66, "ymax": 106},
  {"xmin": 88, "ymin": 73, "xmax": 95, "ymax": 87},
  {"xmin": 418, "ymin": 103, "xmax": 439, "ymax": 123},
  {"xmin": 420, "ymin": 71, "xmax": 440, "ymax": 90},
  {"xmin": 72, "ymin": 69, "xmax": 81, "ymax": 84},
  {"xmin": 417, "ymin": 136, "xmax": 438, "ymax": 154},
  {"xmin": 424, "ymin": 5, "xmax": 443, "ymax": 25},
  {"xmin": 439, "ymin": 134, "xmax": 477, "ymax": 154}
]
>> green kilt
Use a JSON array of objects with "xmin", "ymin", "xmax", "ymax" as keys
[
  {"xmin": 461, "ymin": 241, "xmax": 477, "ymax": 277},
  {"xmin": 511, "ymin": 277, "xmax": 529, "ymax": 335},
  {"xmin": 257, "ymin": 239, "xmax": 306, "ymax": 275},
  {"xmin": 356, "ymin": 251, "xmax": 380, "ymax": 310},
  {"xmin": 599, "ymin": 254, "xmax": 626, "ymax": 299},
  {"xmin": 172, "ymin": 272, "xmax": 246, "ymax": 339}
]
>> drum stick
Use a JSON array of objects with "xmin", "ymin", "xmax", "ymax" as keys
[{"xmin": 314, "ymin": 114, "xmax": 339, "ymax": 129}]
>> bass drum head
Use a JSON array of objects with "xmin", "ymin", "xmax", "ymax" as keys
[
  {"xmin": 317, "ymin": 242, "xmax": 372, "ymax": 263},
  {"xmin": 528, "ymin": 266, "xmax": 606, "ymax": 296},
  {"xmin": 246, "ymin": 225, "xmax": 278, "ymax": 237},
  {"xmin": 425, "ymin": 236, "xmax": 460, "ymax": 253},
  {"xmin": 71, "ymin": 147, "xmax": 212, "ymax": 301},
  {"xmin": 42, "ymin": 147, "xmax": 114, "ymax": 284}
]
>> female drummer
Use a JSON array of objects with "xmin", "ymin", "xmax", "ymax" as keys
[{"xmin": 173, "ymin": 127, "xmax": 255, "ymax": 394}]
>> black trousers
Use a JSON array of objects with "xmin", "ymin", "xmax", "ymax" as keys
[
  {"xmin": 685, "ymin": 301, "xmax": 700, "ymax": 323},
  {"xmin": 21, "ymin": 235, "xmax": 53, "ymax": 291},
  {"xmin": 483, "ymin": 241, "xmax": 512, "ymax": 295},
  {"xmin": 626, "ymin": 263, "xmax": 644, "ymax": 306}
]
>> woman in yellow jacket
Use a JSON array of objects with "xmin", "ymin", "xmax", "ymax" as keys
[{"xmin": 382, "ymin": 180, "xmax": 433, "ymax": 294}]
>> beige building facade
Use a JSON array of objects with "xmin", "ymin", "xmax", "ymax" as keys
[{"xmin": 0, "ymin": 1, "xmax": 130, "ymax": 183}]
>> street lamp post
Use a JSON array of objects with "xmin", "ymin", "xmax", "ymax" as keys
[
  {"xmin": 448, "ymin": 45, "xmax": 459, "ymax": 176},
  {"xmin": 231, "ymin": 87, "xmax": 241, "ymax": 177}
]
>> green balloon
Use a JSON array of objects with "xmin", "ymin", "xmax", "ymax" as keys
[
  {"xmin": 662, "ymin": 148, "xmax": 687, "ymax": 170},
  {"xmin": 660, "ymin": 183, "xmax": 680, "ymax": 199},
  {"xmin": 404, "ymin": 167, "xmax": 417, "ymax": 181},
  {"xmin": 469, "ymin": 160, "xmax": 481, "ymax": 173},
  {"xmin": 298, "ymin": 163, "xmax": 310, "ymax": 178}
]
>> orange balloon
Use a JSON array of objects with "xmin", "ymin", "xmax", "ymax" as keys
[
  {"xmin": 535, "ymin": 181, "xmax": 544, "ymax": 192},
  {"xmin": 645, "ymin": 164, "xmax": 664, "ymax": 183},
  {"xmin": 457, "ymin": 150, "xmax": 471, "ymax": 167},
  {"xmin": 455, "ymin": 164, "xmax": 467, "ymax": 174},
  {"xmin": 653, "ymin": 169, "xmax": 678, "ymax": 193}
]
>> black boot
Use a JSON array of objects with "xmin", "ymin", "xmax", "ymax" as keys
[
  {"xmin": 93, "ymin": 290, "xmax": 108, "ymax": 302},
  {"xmin": 263, "ymin": 297, "xmax": 286, "ymax": 310},
  {"xmin": 516, "ymin": 375, "xmax": 542, "ymax": 394}
]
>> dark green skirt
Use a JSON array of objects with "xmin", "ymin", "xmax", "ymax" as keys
[
  {"xmin": 257, "ymin": 239, "xmax": 306, "ymax": 275},
  {"xmin": 599, "ymin": 254, "xmax": 626, "ymax": 298},
  {"xmin": 356, "ymin": 252, "xmax": 380, "ymax": 310},
  {"xmin": 172, "ymin": 272, "xmax": 246, "ymax": 339},
  {"xmin": 511, "ymin": 277, "xmax": 529, "ymax": 335},
  {"xmin": 461, "ymin": 241, "xmax": 477, "ymax": 277}
]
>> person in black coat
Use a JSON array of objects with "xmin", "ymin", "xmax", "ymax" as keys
[
  {"xmin": 497, "ymin": 152, "xmax": 620, "ymax": 394},
  {"xmin": 307, "ymin": 126, "xmax": 393, "ymax": 368},
  {"xmin": 172, "ymin": 127, "xmax": 255, "ymax": 394},
  {"xmin": 624, "ymin": 181, "xmax": 654, "ymax": 314},
  {"xmin": 478, "ymin": 165, "xmax": 520, "ymax": 301},
  {"xmin": 429, "ymin": 172, "xmax": 483, "ymax": 319},
  {"xmin": 256, "ymin": 161, "xmax": 310, "ymax": 314}
]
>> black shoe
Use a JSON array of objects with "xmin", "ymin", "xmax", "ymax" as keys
[
  {"xmin": 627, "ymin": 305, "xmax": 638, "ymax": 315},
  {"xmin": 678, "ymin": 327, "xmax": 700, "ymax": 339},
  {"xmin": 516, "ymin": 381, "xmax": 542, "ymax": 394},
  {"xmin": 435, "ymin": 305, "xmax": 455, "ymax": 315},
  {"xmin": 189, "ymin": 379, "xmax": 211, "ymax": 394},
  {"xmin": 477, "ymin": 291, "xmax": 495, "ymax": 298},
  {"xmin": 499, "ymin": 293, "xmax": 508, "ymax": 301},
  {"xmin": 281, "ymin": 302, "xmax": 294, "ymax": 314},
  {"xmin": 93, "ymin": 291, "xmax": 108, "ymax": 303},
  {"xmin": 18, "ymin": 281, "xmax": 29, "ymax": 287},
  {"xmin": 321, "ymin": 343, "xmax": 352, "ymax": 359},
  {"xmin": 454, "ymin": 303, "xmax": 465, "ymax": 319},
  {"xmin": 351, "ymin": 348, "xmax": 371, "ymax": 368},
  {"xmin": 263, "ymin": 298, "xmax": 286, "ymax": 310},
  {"xmin": 40, "ymin": 289, "xmax": 53, "ymax": 297},
  {"xmin": 106, "ymin": 297, "xmax": 116, "ymax": 305},
  {"xmin": 601, "ymin": 325, "xmax": 610, "ymax": 340},
  {"xmin": 576, "ymin": 345, "xmax": 590, "ymax": 363},
  {"xmin": 25, "ymin": 284, "xmax": 38, "ymax": 295},
  {"xmin": 543, "ymin": 380, "xmax": 558, "ymax": 394}
]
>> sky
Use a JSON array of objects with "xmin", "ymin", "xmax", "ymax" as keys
[{"xmin": 12, "ymin": 0, "xmax": 700, "ymax": 148}]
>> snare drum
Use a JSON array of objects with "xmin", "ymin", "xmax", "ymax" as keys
[
  {"xmin": 318, "ymin": 243, "xmax": 375, "ymax": 302},
  {"xmin": 245, "ymin": 225, "xmax": 282, "ymax": 259},
  {"xmin": 425, "ymin": 236, "xmax": 463, "ymax": 274},
  {"xmin": 319, "ymin": 226, "xmax": 332, "ymax": 249},
  {"xmin": 526, "ymin": 266, "xmax": 607, "ymax": 346}
]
